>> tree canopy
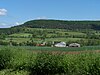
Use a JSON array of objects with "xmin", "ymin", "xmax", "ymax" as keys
[{"xmin": 16, "ymin": 19, "xmax": 100, "ymax": 30}]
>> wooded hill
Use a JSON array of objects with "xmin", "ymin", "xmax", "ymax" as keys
[{"xmin": 15, "ymin": 19, "xmax": 100, "ymax": 30}]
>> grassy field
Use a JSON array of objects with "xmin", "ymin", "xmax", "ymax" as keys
[
  {"xmin": 61, "ymin": 31, "xmax": 86, "ymax": 35},
  {"xmin": 9, "ymin": 33, "xmax": 32, "ymax": 37},
  {"xmin": 4, "ymin": 38, "xmax": 30, "ymax": 43},
  {"xmin": 6, "ymin": 28, "xmax": 86, "ymax": 42}
]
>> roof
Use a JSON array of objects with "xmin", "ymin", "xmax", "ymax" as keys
[{"xmin": 69, "ymin": 43, "xmax": 80, "ymax": 47}]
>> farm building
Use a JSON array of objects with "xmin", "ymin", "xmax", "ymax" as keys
[
  {"xmin": 54, "ymin": 42, "xmax": 66, "ymax": 47},
  {"xmin": 36, "ymin": 42, "xmax": 46, "ymax": 46},
  {"xmin": 69, "ymin": 43, "xmax": 80, "ymax": 47}
]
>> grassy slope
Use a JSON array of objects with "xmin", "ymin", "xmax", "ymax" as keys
[
  {"xmin": 9, "ymin": 33, "xmax": 32, "ymax": 37},
  {"xmin": 4, "ymin": 28, "xmax": 86, "ymax": 43}
]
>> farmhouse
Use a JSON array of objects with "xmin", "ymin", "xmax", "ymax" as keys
[
  {"xmin": 69, "ymin": 43, "xmax": 80, "ymax": 47},
  {"xmin": 54, "ymin": 42, "xmax": 66, "ymax": 47}
]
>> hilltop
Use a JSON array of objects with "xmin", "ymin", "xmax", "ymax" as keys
[{"xmin": 14, "ymin": 19, "xmax": 100, "ymax": 30}]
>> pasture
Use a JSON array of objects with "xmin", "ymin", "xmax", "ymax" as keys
[{"xmin": 9, "ymin": 33, "xmax": 32, "ymax": 37}]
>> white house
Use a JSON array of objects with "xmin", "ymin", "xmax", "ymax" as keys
[{"xmin": 54, "ymin": 42, "xmax": 66, "ymax": 47}]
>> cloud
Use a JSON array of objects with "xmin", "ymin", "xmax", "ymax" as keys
[
  {"xmin": 36, "ymin": 16, "xmax": 47, "ymax": 19},
  {"xmin": 15, "ymin": 22, "xmax": 20, "ymax": 25},
  {"xmin": 15, "ymin": 22, "xmax": 23, "ymax": 25},
  {"xmin": 0, "ymin": 22, "xmax": 24, "ymax": 28},
  {"xmin": 0, "ymin": 8, "xmax": 7, "ymax": 16}
]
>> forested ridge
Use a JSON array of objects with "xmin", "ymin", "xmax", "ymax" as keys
[{"xmin": 16, "ymin": 19, "xmax": 100, "ymax": 30}]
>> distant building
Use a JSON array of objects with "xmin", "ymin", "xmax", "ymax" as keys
[
  {"xmin": 54, "ymin": 42, "xmax": 66, "ymax": 47},
  {"xmin": 69, "ymin": 43, "xmax": 80, "ymax": 47},
  {"xmin": 36, "ymin": 42, "xmax": 46, "ymax": 46}
]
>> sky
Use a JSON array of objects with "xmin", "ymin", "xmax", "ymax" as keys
[{"xmin": 0, "ymin": 0, "xmax": 100, "ymax": 28}]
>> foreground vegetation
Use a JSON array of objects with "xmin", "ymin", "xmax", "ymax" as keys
[{"xmin": 0, "ymin": 47, "xmax": 100, "ymax": 75}]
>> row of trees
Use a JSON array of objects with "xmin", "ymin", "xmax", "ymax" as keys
[{"xmin": 0, "ymin": 39, "xmax": 100, "ymax": 46}]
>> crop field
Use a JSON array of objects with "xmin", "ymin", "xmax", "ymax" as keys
[
  {"xmin": 0, "ymin": 46, "xmax": 100, "ymax": 75},
  {"xmin": 3, "ymin": 38, "xmax": 30, "ymax": 43}
]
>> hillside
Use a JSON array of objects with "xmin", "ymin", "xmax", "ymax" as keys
[
  {"xmin": 0, "ymin": 19, "xmax": 100, "ymax": 46},
  {"xmin": 15, "ymin": 19, "xmax": 100, "ymax": 30}
]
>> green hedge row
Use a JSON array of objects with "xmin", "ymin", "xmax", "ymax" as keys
[{"xmin": 0, "ymin": 48, "xmax": 100, "ymax": 75}]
